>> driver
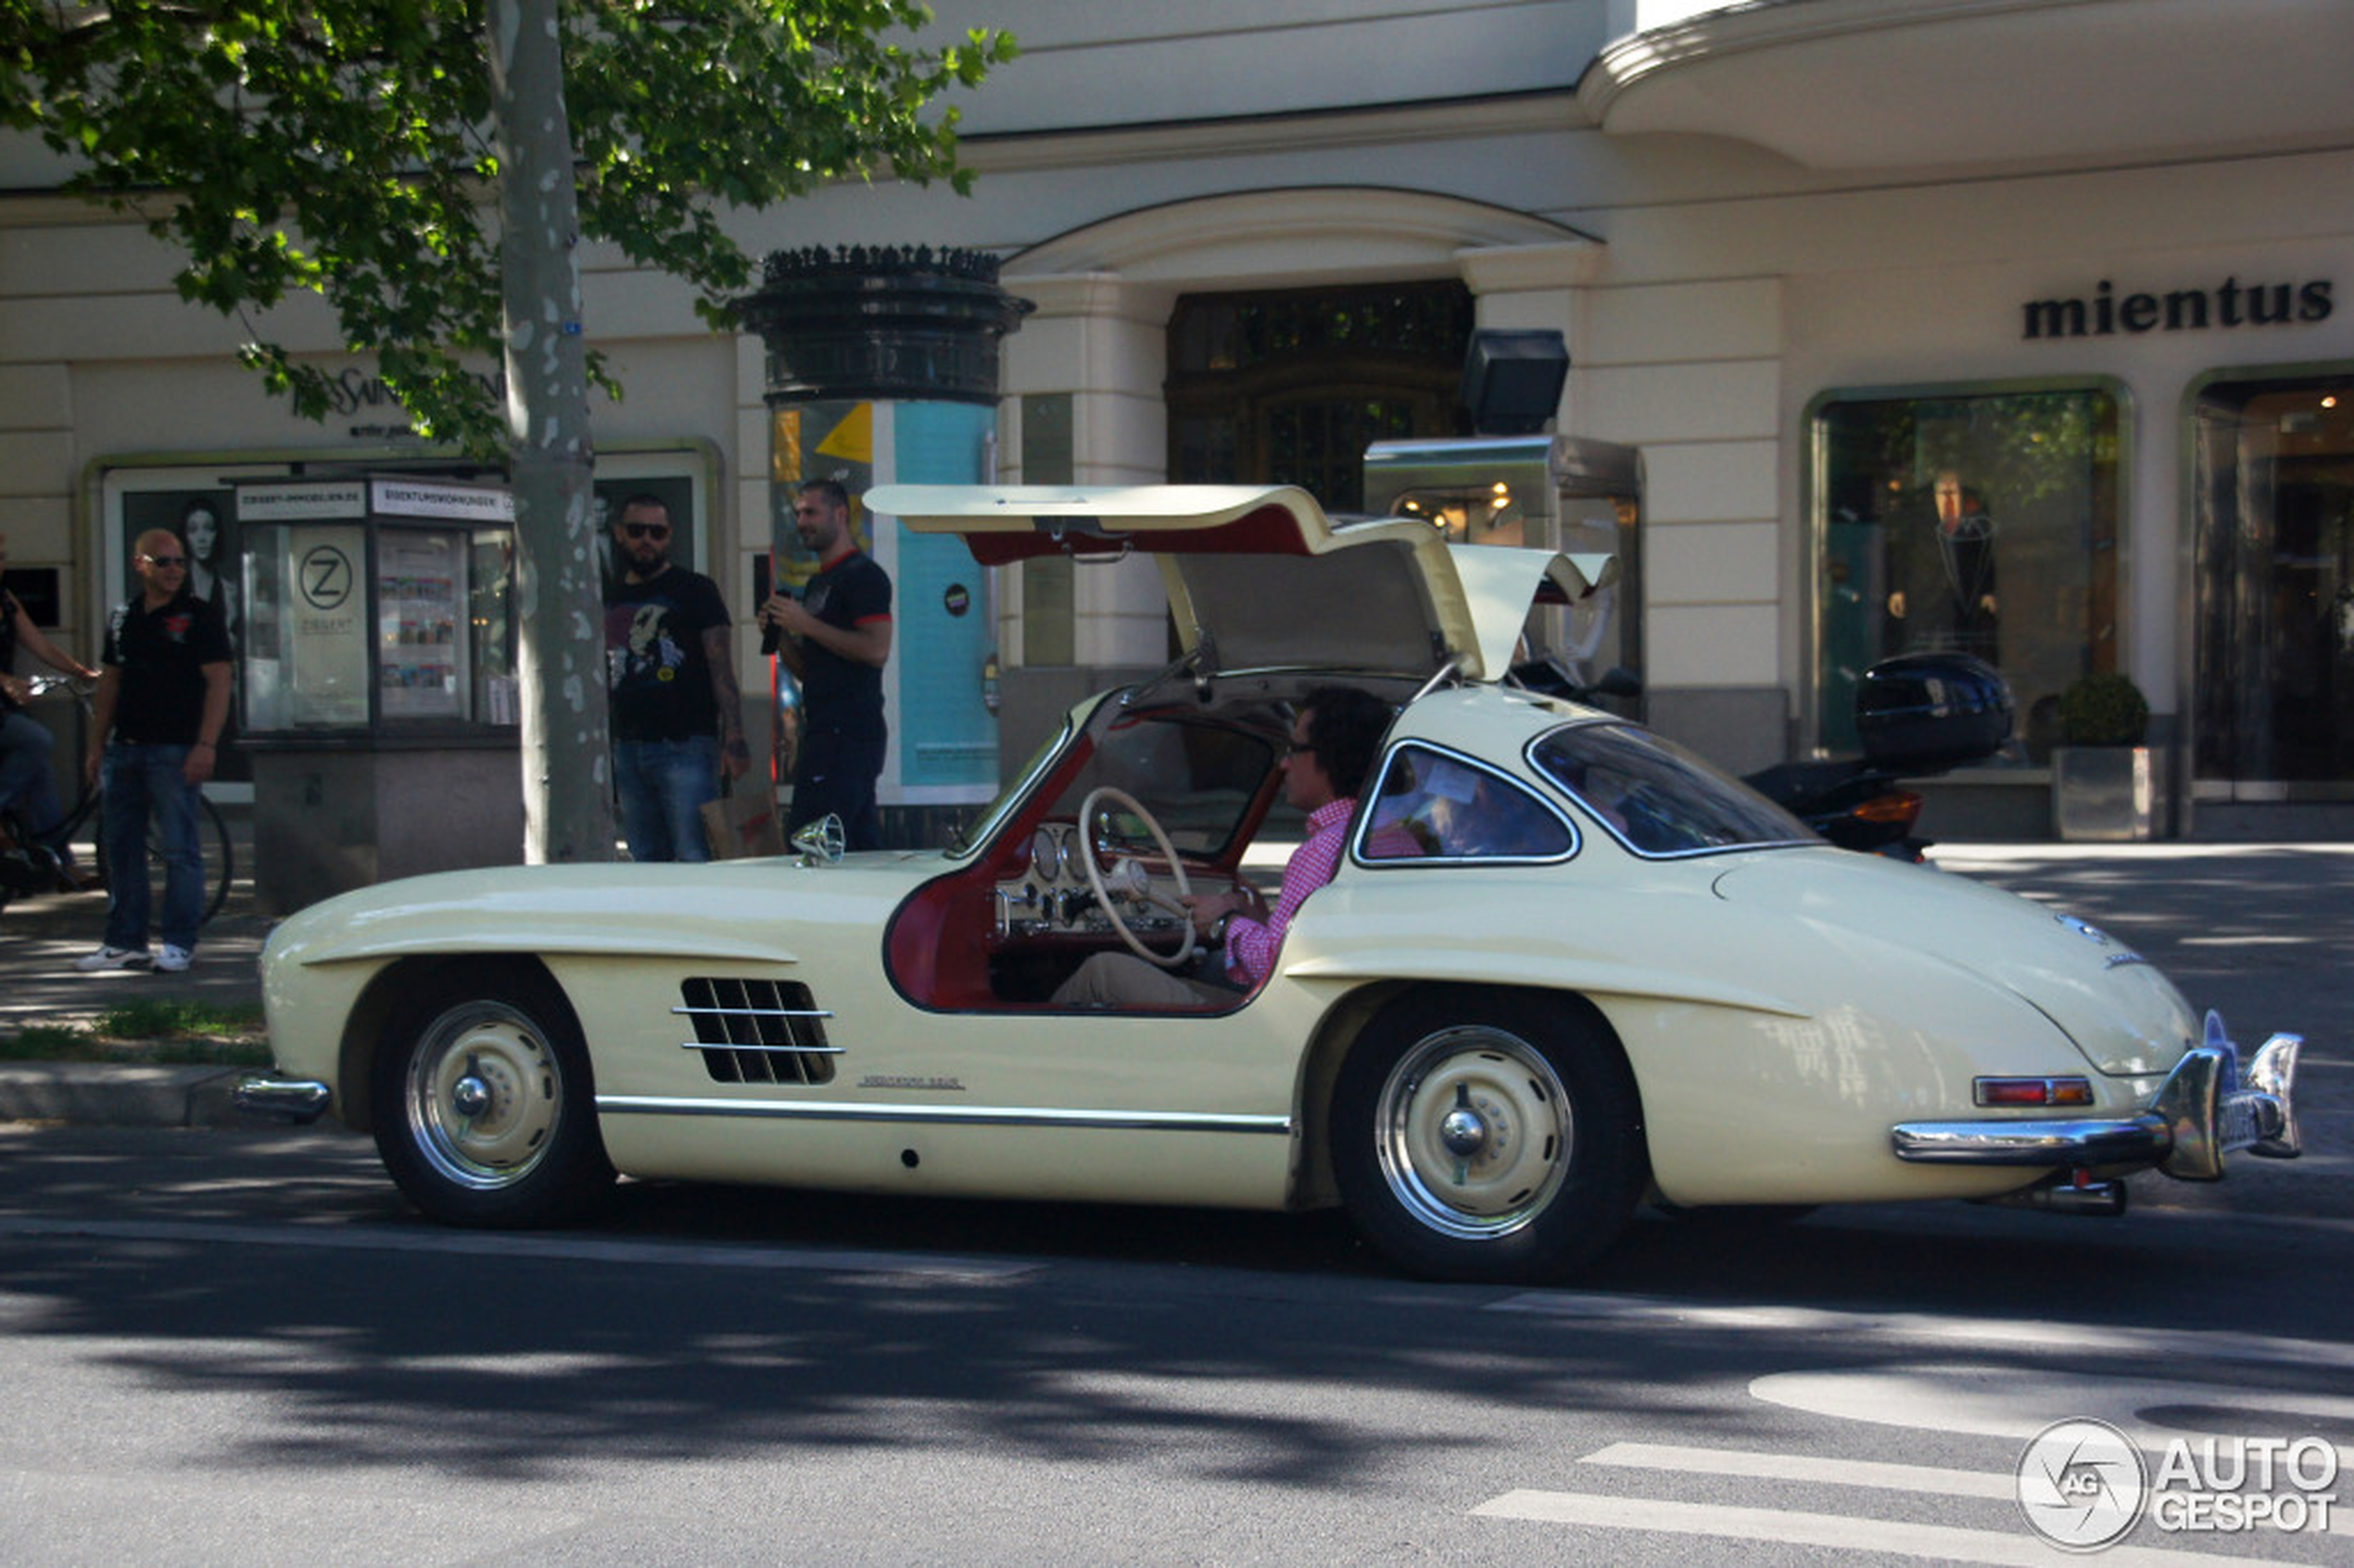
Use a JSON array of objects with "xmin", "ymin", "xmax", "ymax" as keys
[{"xmin": 1052, "ymin": 686, "xmax": 1392, "ymax": 1009}]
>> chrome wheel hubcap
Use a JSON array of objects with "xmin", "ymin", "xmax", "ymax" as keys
[
  {"xmin": 1374, "ymin": 1026, "xmax": 1573, "ymax": 1241},
  {"xmin": 403, "ymin": 1001, "xmax": 563, "ymax": 1191}
]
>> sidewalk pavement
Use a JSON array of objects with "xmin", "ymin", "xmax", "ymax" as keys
[
  {"xmin": 0, "ymin": 833, "xmax": 269, "ymax": 1128},
  {"xmin": 2, "ymin": 836, "xmax": 2347, "ymax": 1130}
]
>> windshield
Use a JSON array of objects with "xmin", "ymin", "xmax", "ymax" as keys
[
  {"xmin": 1038, "ymin": 704, "xmax": 1284, "ymax": 859},
  {"xmin": 1530, "ymin": 722, "xmax": 1813, "ymax": 856},
  {"xmin": 949, "ymin": 716, "xmax": 1073, "ymax": 857}
]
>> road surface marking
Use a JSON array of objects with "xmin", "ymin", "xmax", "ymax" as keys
[
  {"xmin": 1582, "ymin": 1440, "xmax": 2015, "ymax": 1498},
  {"xmin": 1472, "ymin": 1488, "xmax": 2307, "ymax": 1566},
  {"xmin": 1751, "ymin": 1364, "xmax": 2354, "ymax": 1465}
]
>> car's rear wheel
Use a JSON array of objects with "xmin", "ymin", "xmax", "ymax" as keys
[
  {"xmin": 371, "ymin": 961, "xmax": 613, "ymax": 1227},
  {"xmin": 1332, "ymin": 989, "xmax": 1645, "ymax": 1283}
]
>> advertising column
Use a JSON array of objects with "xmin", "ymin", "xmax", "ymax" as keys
[{"xmin": 740, "ymin": 246, "xmax": 1030, "ymax": 849}]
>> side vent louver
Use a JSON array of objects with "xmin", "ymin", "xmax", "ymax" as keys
[{"xmin": 677, "ymin": 978, "xmax": 838, "ymax": 1085}]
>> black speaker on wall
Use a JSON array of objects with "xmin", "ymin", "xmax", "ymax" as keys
[{"xmin": 1461, "ymin": 329, "xmax": 1569, "ymax": 436}]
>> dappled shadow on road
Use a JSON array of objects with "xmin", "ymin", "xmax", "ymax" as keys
[{"xmin": 2, "ymin": 1126, "xmax": 2347, "ymax": 1490}]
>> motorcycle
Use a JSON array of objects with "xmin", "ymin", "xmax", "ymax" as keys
[{"xmin": 1511, "ymin": 651, "xmax": 2015, "ymax": 860}]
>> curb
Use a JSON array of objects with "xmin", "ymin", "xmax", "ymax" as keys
[{"xmin": 0, "ymin": 1063, "xmax": 247, "ymax": 1129}]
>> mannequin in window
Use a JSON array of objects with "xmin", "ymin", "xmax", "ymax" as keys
[{"xmin": 1885, "ymin": 469, "xmax": 1998, "ymax": 663}]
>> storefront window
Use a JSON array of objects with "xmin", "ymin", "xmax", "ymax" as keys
[
  {"xmin": 1813, "ymin": 386, "xmax": 2122, "ymax": 756},
  {"xmin": 2192, "ymin": 372, "xmax": 2354, "ymax": 794},
  {"xmin": 1167, "ymin": 280, "xmax": 1471, "ymax": 513}
]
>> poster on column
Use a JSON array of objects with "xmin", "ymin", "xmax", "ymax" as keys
[
  {"xmin": 770, "ymin": 400, "xmax": 877, "ymax": 588},
  {"xmin": 890, "ymin": 400, "xmax": 999, "ymax": 795}
]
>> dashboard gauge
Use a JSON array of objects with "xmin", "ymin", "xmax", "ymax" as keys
[{"xmin": 1031, "ymin": 827, "xmax": 1063, "ymax": 881}]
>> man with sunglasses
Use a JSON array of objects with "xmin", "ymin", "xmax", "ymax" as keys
[
  {"xmin": 77, "ymin": 529, "xmax": 231, "ymax": 972},
  {"xmin": 603, "ymin": 494, "xmax": 749, "ymax": 861}
]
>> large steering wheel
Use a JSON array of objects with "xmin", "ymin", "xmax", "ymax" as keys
[{"xmin": 1078, "ymin": 786, "xmax": 1196, "ymax": 967}]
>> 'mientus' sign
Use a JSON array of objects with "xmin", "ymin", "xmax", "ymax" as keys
[{"xmin": 2024, "ymin": 276, "xmax": 2333, "ymax": 339}]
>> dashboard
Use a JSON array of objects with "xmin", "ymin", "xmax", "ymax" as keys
[{"xmin": 992, "ymin": 820, "xmax": 1220, "ymax": 943}]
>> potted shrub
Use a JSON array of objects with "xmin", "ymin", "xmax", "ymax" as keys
[
  {"xmin": 2058, "ymin": 672, "xmax": 2149, "ymax": 748},
  {"xmin": 2052, "ymin": 672, "xmax": 2164, "ymax": 840}
]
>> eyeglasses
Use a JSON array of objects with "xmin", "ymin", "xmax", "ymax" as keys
[
  {"xmin": 622, "ymin": 523, "xmax": 670, "ymax": 541},
  {"xmin": 141, "ymin": 554, "xmax": 189, "ymax": 567}
]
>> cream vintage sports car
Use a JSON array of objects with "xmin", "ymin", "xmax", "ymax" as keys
[{"xmin": 236, "ymin": 485, "xmax": 2304, "ymax": 1283}]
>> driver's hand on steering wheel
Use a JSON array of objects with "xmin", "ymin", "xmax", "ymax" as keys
[{"xmin": 1183, "ymin": 884, "xmax": 1265, "ymax": 936}]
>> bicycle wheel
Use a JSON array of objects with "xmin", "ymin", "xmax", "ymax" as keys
[{"xmin": 95, "ymin": 790, "xmax": 234, "ymax": 928}]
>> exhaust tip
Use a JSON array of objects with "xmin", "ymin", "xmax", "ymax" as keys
[{"xmin": 1981, "ymin": 1174, "xmax": 2129, "ymax": 1218}]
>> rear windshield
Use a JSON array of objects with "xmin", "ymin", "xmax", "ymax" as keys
[{"xmin": 1529, "ymin": 722, "xmax": 1813, "ymax": 857}]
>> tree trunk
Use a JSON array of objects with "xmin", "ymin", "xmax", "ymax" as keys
[{"xmin": 487, "ymin": 0, "xmax": 614, "ymax": 862}]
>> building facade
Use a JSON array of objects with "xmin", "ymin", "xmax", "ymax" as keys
[{"xmin": 4, "ymin": 0, "xmax": 2351, "ymax": 843}]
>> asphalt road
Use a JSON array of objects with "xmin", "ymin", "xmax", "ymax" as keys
[{"xmin": 2, "ymin": 1115, "xmax": 2348, "ymax": 1565}]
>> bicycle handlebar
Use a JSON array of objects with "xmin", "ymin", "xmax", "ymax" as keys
[{"xmin": 21, "ymin": 673, "xmax": 95, "ymax": 702}]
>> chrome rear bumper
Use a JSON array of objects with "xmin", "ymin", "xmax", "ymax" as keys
[
  {"xmin": 233, "ymin": 1073, "xmax": 334, "ymax": 1125},
  {"xmin": 1892, "ymin": 1018, "xmax": 2300, "ymax": 1182}
]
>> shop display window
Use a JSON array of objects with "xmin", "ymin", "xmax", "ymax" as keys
[
  {"xmin": 2191, "ymin": 372, "xmax": 2354, "ymax": 794},
  {"xmin": 1812, "ymin": 385, "xmax": 2123, "ymax": 757}
]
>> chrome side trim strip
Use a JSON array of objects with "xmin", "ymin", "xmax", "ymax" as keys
[
  {"xmin": 671, "ymin": 1005, "xmax": 836, "ymax": 1020},
  {"xmin": 596, "ymin": 1095, "xmax": 1292, "ymax": 1134},
  {"xmin": 677, "ymin": 1042, "xmax": 846, "ymax": 1056}
]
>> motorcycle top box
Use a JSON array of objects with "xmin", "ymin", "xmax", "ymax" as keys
[{"xmin": 1856, "ymin": 652, "xmax": 2015, "ymax": 771}]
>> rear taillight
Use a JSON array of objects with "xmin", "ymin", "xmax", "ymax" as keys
[
  {"xmin": 1974, "ymin": 1076, "xmax": 2095, "ymax": 1107},
  {"xmin": 1854, "ymin": 790, "xmax": 1925, "ymax": 828}
]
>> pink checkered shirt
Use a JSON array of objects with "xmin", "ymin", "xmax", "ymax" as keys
[{"xmin": 1224, "ymin": 795, "xmax": 1356, "ymax": 988}]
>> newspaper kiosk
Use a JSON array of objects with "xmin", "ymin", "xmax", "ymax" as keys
[{"xmin": 235, "ymin": 476, "xmax": 520, "ymax": 913}]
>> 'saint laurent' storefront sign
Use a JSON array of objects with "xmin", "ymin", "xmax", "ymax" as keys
[
  {"xmin": 2024, "ymin": 276, "xmax": 2334, "ymax": 339},
  {"xmin": 316, "ymin": 365, "xmax": 505, "ymax": 439}
]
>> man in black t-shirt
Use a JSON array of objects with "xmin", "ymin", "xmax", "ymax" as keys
[
  {"xmin": 78, "ymin": 529, "xmax": 232, "ymax": 972},
  {"xmin": 603, "ymin": 495, "xmax": 749, "ymax": 862},
  {"xmin": 758, "ymin": 479, "xmax": 892, "ymax": 851}
]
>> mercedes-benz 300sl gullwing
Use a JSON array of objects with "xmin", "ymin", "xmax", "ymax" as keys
[{"xmin": 237, "ymin": 485, "xmax": 2303, "ymax": 1283}]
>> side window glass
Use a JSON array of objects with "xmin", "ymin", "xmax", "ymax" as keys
[{"xmin": 1362, "ymin": 745, "xmax": 1573, "ymax": 861}]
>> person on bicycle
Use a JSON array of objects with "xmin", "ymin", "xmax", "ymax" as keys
[
  {"xmin": 0, "ymin": 530, "xmax": 102, "ymax": 886},
  {"xmin": 77, "ymin": 529, "xmax": 230, "ymax": 974}
]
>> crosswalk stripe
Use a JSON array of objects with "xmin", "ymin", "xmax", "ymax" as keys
[
  {"xmin": 1582, "ymin": 1441, "xmax": 2014, "ymax": 1498},
  {"xmin": 1471, "ymin": 1489, "xmax": 2305, "ymax": 1566}
]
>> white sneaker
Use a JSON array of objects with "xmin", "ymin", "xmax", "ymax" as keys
[
  {"xmin": 75, "ymin": 945, "xmax": 152, "ymax": 972},
  {"xmin": 154, "ymin": 944, "xmax": 193, "ymax": 974}
]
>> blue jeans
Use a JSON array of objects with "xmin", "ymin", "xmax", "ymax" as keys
[
  {"xmin": 0, "ymin": 708, "xmax": 66, "ymax": 847},
  {"xmin": 100, "ymin": 742, "xmax": 204, "ymax": 952},
  {"xmin": 614, "ymin": 735, "xmax": 721, "ymax": 863}
]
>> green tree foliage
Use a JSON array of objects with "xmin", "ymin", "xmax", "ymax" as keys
[{"xmin": 0, "ymin": 0, "xmax": 1016, "ymax": 452}]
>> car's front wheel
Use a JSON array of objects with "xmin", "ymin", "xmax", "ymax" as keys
[
  {"xmin": 1332, "ymin": 990, "xmax": 1645, "ymax": 1283},
  {"xmin": 371, "ymin": 962, "xmax": 614, "ymax": 1228}
]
